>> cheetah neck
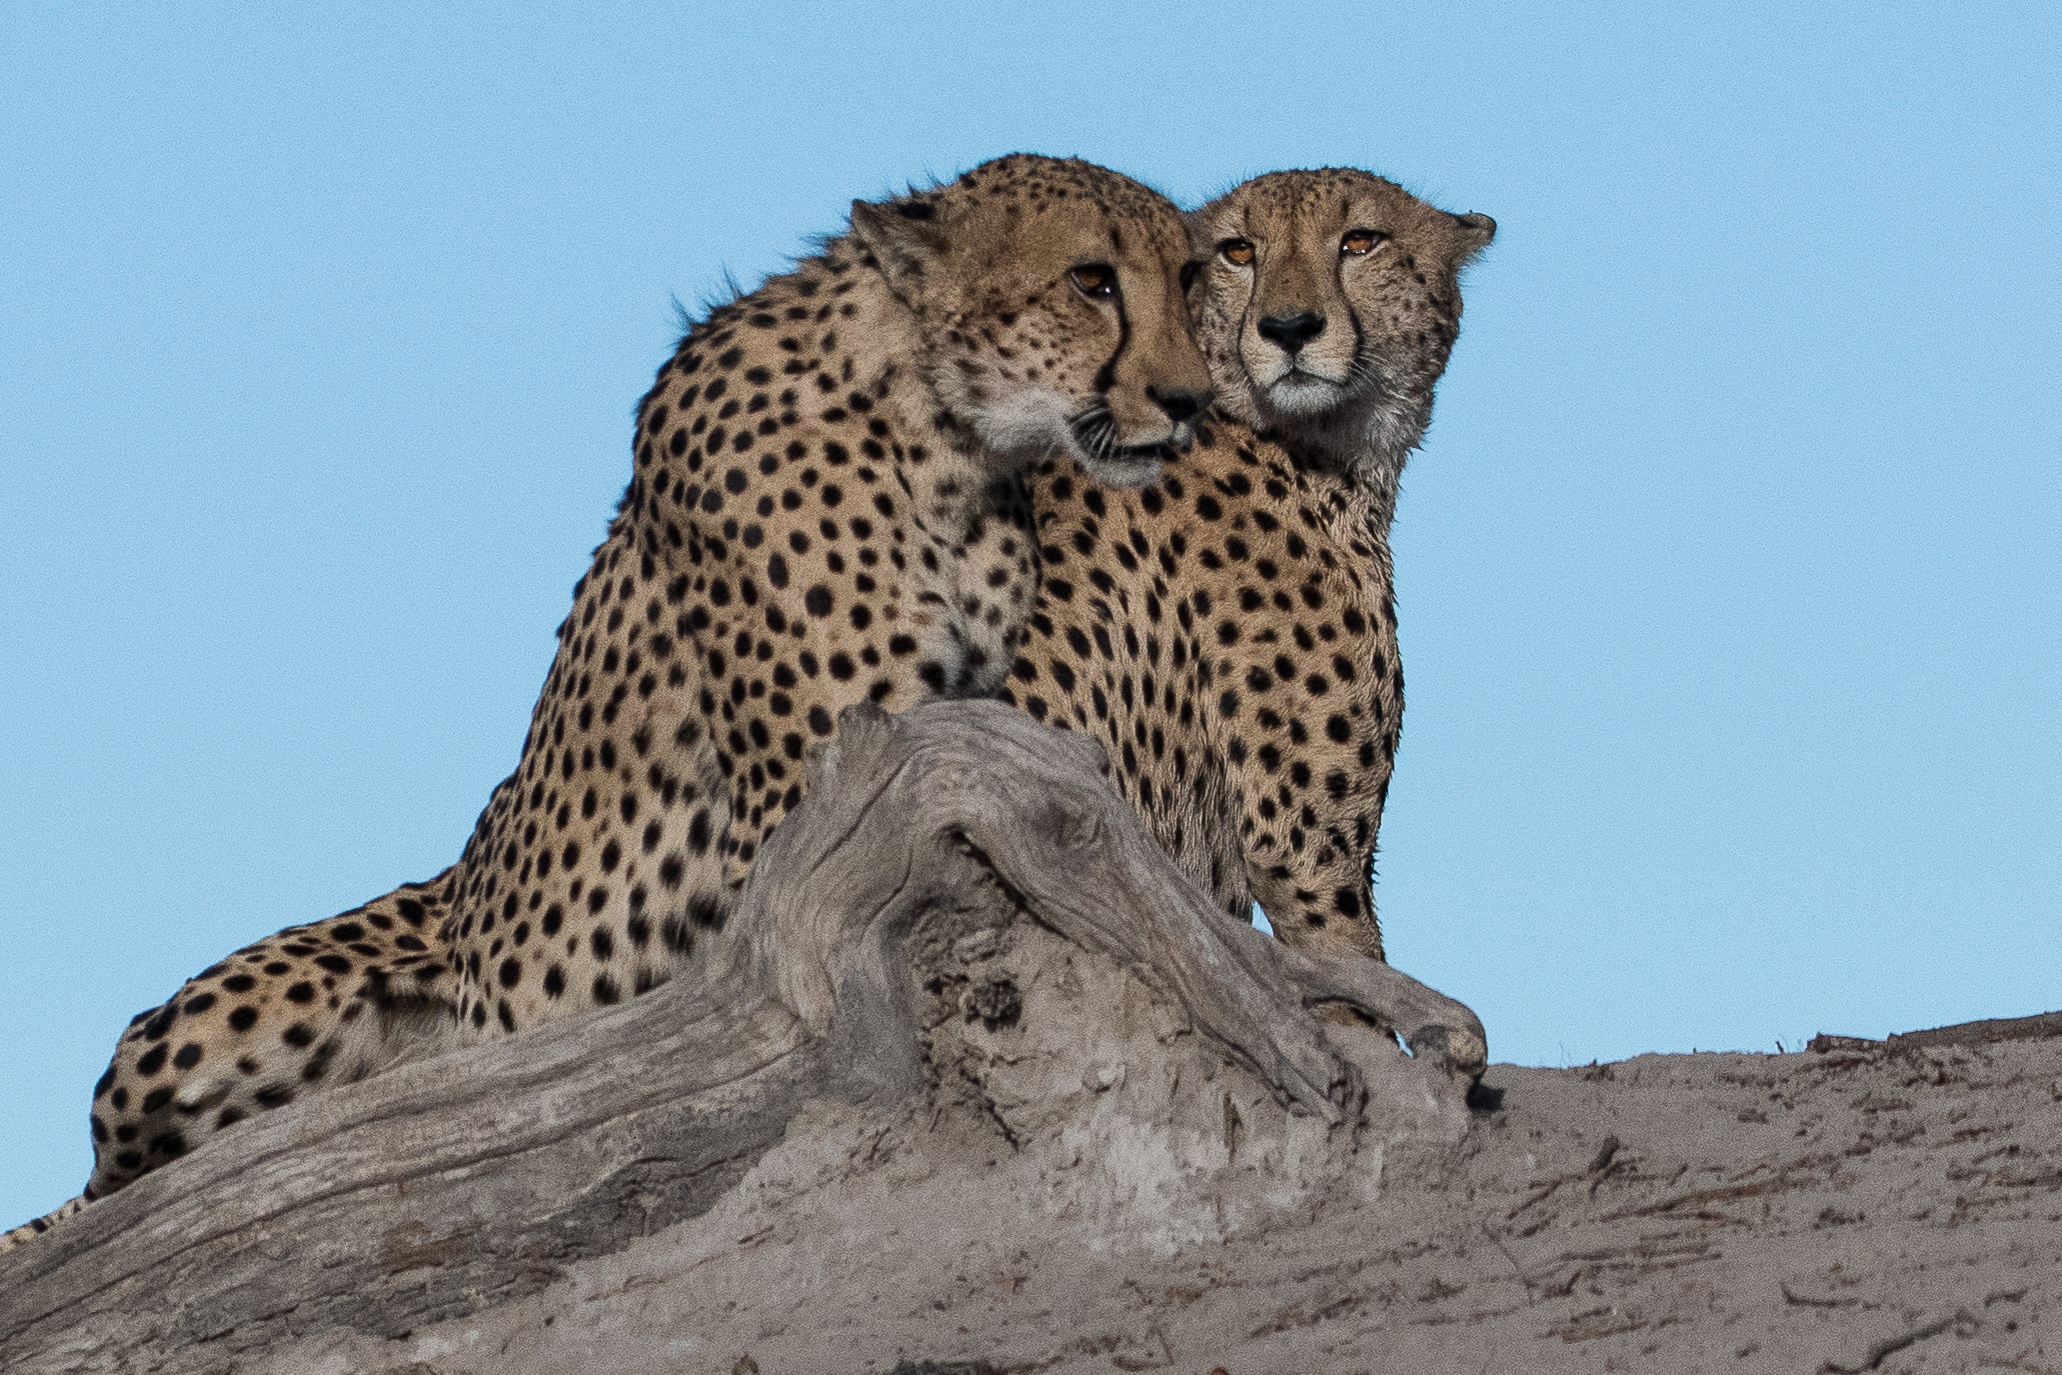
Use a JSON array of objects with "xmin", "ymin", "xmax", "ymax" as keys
[
  {"xmin": 613, "ymin": 247, "xmax": 1030, "ymax": 704},
  {"xmin": 1220, "ymin": 373, "xmax": 1426, "ymax": 539},
  {"xmin": 819, "ymin": 252, "xmax": 1039, "ymax": 700},
  {"xmin": 1256, "ymin": 398, "xmax": 1416, "ymax": 541}
]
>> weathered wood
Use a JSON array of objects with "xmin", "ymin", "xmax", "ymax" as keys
[
  {"xmin": 0, "ymin": 699, "xmax": 1482, "ymax": 1372},
  {"xmin": 740, "ymin": 699, "xmax": 1487, "ymax": 1101}
]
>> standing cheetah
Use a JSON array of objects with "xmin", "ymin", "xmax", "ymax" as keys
[
  {"xmin": 1006, "ymin": 168, "xmax": 1494, "ymax": 960},
  {"xmin": 6, "ymin": 154, "xmax": 1211, "ymax": 1251}
]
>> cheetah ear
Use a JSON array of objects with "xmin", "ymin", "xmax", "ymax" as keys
[
  {"xmin": 850, "ymin": 197, "xmax": 950, "ymax": 304},
  {"xmin": 1451, "ymin": 212, "xmax": 1497, "ymax": 266}
]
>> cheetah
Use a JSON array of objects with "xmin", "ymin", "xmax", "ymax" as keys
[
  {"xmin": 6, "ymin": 154, "xmax": 1211, "ymax": 1251},
  {"xmin": 1005, "ymin": 167, "xmax": 1494, "ymax": 960}
]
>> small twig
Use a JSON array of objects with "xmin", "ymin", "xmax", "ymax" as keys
[
  {"xmin": 1818, "ymin": 1311, "xmax": 1973, "ymax": 1372},
  {"xmin": 1505, "ymin": 1178, "xmax": 1562, "ymax": 1219},
  {"xmin": 1482, "ymin": 1223, "xmax": 1538, "ymax": 1303},
  {"xmin": 1780, "ymin": 1282, "xmax": 1856, "ymax": 1308},
  {"xmin": 1586, "ymin": 1135, "xmax": 1624, "ymax": 1196}
]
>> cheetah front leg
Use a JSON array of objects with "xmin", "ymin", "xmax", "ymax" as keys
[
  {"xmin": 1223, "ymin": 635, "xmax": 1400, "ymax": 965},
  {"xmin": 1245, "ymin": 826, "xmax": 1390, "ymax": 963}
]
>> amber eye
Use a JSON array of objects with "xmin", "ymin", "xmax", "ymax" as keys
[
  {"xmin": 1218, "ymin": 238, "xmax": 1256, "ymax": 267},
  {"xmin": 1341, "ymin": 229, "xmax": 1387, "ymax": 258},
  {"xmin": 1069, "ymin": 264, "xmax": 1119, "ymax": 300}
]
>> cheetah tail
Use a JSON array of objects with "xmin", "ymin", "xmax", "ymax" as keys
[{"xmin": 1, "ymin": 1194, "xmax": 88, "ymax": 1253}]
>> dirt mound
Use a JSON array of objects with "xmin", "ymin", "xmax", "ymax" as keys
[{"xmin": 238, "ymin": 1018, "xmax": 2062, "ymax": 1375}]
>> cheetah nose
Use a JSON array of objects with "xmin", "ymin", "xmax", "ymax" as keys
[
  {"xmin": 1257, "ymin": 311, "xmax": 1326, "ymax": 353},
  {"xmin": 1148, "ymin": 386, "xmax": 1206, "ymax": 425}
]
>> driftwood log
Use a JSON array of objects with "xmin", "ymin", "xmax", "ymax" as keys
[{"xmin": 0, "ymin": 699, "xmax": 1485, "ymax": 1373}]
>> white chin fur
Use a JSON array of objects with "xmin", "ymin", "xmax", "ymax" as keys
[
  {"xmin": 970, "ymin": 389, "xmax": 1076, "ymax": 460},
  {"xmin": 1259, "ymin": 375, "xmax": 1349, "ymax": 419},
  {"xmin": 971, "ymin": 385, "xmax": 1175, "ymax": 485},
  {"xmin": 1078, "ymin": 450, "xmax": 1165, "ymax": 489}
]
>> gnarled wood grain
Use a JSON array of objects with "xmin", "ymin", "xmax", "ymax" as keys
[{"xmin": 0, "ymin": 700, "xmax": 1482, "ymax": 1372}]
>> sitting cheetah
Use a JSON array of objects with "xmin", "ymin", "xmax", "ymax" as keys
[
  {"xmin": 1005, "ymin": 168, "xmax": 1494, "ymax": 960},
  {"xmin": 6, "ymin": 153, "xmax": 1211, "ymax": 1251}
]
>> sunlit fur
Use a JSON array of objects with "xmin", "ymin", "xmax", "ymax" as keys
[
  {"xmin": 1005, "ymin": 168, "xmax": 1494, "ymax": 966},
  {"xmin": 6, "ymin": 153, "xmax": 1215, "ymax": 1255}
]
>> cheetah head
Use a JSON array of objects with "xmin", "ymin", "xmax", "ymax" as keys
[
  {"xmin": 849, "ymin": 154, "xmax": 1213, "ymax": 489},
  {"xmin": 1191, "ymin": 168, "xmax": 1494, "ymax": 489}
]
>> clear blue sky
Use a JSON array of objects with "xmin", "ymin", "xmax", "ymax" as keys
[{"xmin": 3, "ymin": 2, "xmax": 2056, "ymax": 1229}]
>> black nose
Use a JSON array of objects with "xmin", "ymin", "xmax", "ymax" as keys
[
  {"xmin": 1256, "ymin": 311, "xmax": 1326, "ymax": 353},
  {"xmin": 1148, "ymin": 387, "xmax": 1205, "ymax": 425}
]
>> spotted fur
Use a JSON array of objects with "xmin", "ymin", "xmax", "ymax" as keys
[
  {"xmin": 7, "ymin": 153, "xmax": 1211, "ymax": 1251},
  {"xmin": 1005, "ymin": 168, "xmax": 1494, "ymax": 959}
]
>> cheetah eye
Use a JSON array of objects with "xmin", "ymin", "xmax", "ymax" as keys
[
  {"xmin": 1218, "ymin": 239, "xmax": 1255, "ymax": 267},
  {"xmin": 1069, "ymin": 264, "xmax": 1120, "ymax": 301},
  {"xmin": 1341, "ymin": 229, "xmax": 1388, "ymax": 258}
]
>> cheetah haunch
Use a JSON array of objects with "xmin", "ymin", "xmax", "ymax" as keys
[
  {"xmin": 1008, "ymin": 168, "xmax": 1494, "ymax": 962},
  {"xmin": 4, "ymin": 154, "xmax": 1210, "ymax": 1251}
]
